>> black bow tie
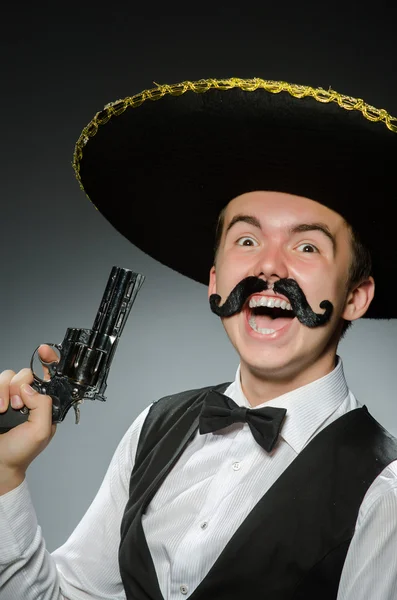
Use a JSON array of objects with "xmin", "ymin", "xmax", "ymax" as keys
[{"xmin": 199, "ymin": 390, "xmax": 287, "ymax": 453}]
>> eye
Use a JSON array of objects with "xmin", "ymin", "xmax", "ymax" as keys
[
  {"xmin": 237, "ymin": 236, "xmax": 259, "ymax": 247},
  {"xmin": 296, "ymin": 243, "xmax": 319, "ymax": 253}
]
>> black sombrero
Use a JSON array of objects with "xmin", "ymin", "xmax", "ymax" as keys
[{"xmin": 73, "ymin": 78, "xmax": 397, "ymax": 319}]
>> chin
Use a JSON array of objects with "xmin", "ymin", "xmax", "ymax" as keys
[
  {"xmin": 240, "ymin": 338, "xmax": 338, "ymax": 386},
  {"xmin": 241, "ymin": 352, "xmax": 304, "ymax": 381},
  {"xmin": 234, "ymin": 330, "xmax": 319, "ymax": 381}
]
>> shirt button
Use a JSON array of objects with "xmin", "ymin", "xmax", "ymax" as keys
[
  {"xmin": 200, "ymin": 521, "xmax": 208, "ymax": 530},
  {"xmin": 232, "ymin": 461, "xmax": 241, "ymax": 471},
  {"xmin": 180, "ymin": 584, "xmax": 189, "ymax": 595}
]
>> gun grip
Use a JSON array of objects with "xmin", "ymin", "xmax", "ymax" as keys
[{"xmin": 0, "ymin": 403, "xmax": 29, "ymax": 434}]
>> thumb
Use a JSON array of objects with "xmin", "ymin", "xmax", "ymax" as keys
[{"xmin": 20, "ymin": 383, "xmax": 53, "ymax": 425}]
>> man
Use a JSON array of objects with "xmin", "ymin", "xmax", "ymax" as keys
[{"xmin": 0, "ymin": 78, "xmax": 396, "ymax": 599}]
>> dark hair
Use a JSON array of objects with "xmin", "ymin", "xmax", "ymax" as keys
[
  {"xmin": 213, "ymin": 206, "xmax": 372, "ymax": 338},
  {"xmin": 340, "ymin": 225, "xmax": 372, "ymax": 336},
  {"xmin": 213, "ymin": 205, "xmax": 227, "ymax": 260}
]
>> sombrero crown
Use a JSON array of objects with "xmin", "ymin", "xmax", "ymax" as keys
[{"xmin": 73, "ymin": 78, "xmax": 397, "ymax": 319}]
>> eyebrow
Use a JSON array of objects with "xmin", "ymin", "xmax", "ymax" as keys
[
  {"xmin": 225, "ymin": 215, "xmax": 337, "ymax": 252},
  {"xmin": 225, "ymin": 214, "xmax": 262, "ymax": 234},
  {"xmin": 290, "ymin": 223, "xmax": 336, "ymax": 252}
]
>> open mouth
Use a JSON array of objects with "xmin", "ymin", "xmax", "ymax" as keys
[{"xmin": 246, "ymin": 296, "xmax": 295, "ymax": 334}]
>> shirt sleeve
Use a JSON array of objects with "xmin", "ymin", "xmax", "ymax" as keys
[
  {"xmin": 337, "ymin": 461, "xmax": 397, "ymax": 600},
  {"xmin": 0, "ymin": 404, "xmax": 151, "ymax": 600}
]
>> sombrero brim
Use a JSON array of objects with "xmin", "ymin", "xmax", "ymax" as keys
[{"xmin": 73, "ymin": 78, "xmax": 397, "ymax": 319}]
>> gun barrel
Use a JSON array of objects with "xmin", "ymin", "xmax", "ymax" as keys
[{"xmin": 91, "ymin": 267, "xmax": 145, "ymax": 337}]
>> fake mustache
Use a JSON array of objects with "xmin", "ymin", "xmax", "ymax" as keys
[{"xmin": 209, "ymin": 276, "xmax": 333, "ymax": 328}]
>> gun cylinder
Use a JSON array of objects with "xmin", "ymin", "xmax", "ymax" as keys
[{"xmin": 56, "ymin": 328, "xmax": 114, "ymax": 386}]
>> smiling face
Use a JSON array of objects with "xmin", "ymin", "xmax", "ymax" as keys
[{"xmin": 208, "ymin": 191, "xmax": 374, "ymax": 392}]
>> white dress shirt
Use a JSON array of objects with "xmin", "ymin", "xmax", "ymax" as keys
[{"xmin": 1, "ymin": 358, "xmax": 397, "ymax": 599}]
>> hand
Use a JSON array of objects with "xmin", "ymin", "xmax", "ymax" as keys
[{"xmin": 0, "ymin": 345, "xmax": 58, "ymax": 494}]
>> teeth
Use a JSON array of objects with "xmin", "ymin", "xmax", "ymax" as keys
[
  {"xmin": 249, "ymin": 316, "xmax": 276, "ymax": 335},
  {"xmin": 248, "ymin": 297, "xmax": 293, "ymax": 310}
]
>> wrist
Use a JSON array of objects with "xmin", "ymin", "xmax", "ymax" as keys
[{"xmin": 0, "ymin": 468, "xmax": 25, "ymax": 496}]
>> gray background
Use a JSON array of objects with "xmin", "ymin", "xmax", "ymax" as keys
[{"xmin": 1, "ymin": 8, "xmax": 397, "ymax": 552}]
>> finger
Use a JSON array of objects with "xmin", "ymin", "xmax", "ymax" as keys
[
  {"xmin": 37, "ymin": 344, "xmax": 59, "ymax": 381},
  {"xmin": 20, "ymin": 383, "xmax": 53, "ymax": 429},
  {"xmin": 0, "ymin": 369, "xmax": 16, "ymax": 412},
  {"xmin": 38, "ymin": 344, "xmax": 59, "ymax": 363},
  {"xmin": 9, "ymin": 368, "xmax": 34, "ymax": 409}
]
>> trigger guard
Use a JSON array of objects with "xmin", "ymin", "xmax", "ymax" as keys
[{"xmin": 30, "ymin": 343, "xmax": 62, "ymax": 383}]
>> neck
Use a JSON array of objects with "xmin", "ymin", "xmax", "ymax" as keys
[{"xmin": 239, "ymin": 351, "xmax": 338, "ymax": 407}]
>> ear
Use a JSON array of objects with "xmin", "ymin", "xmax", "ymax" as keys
[
  {"xmin": 341, "ymin": 276, "xmax": 375, "ymax": 321},
  {"xmin": 208, "ymin": 265, "xmax": 217, "ymax": 299}
]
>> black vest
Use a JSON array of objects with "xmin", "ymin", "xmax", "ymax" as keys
[{"xmin": 119, "ymin": 383, "xmax": 397, "ymax": 600}]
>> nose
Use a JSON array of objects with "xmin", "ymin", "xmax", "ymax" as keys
[{"xmin": 253, "ymin": 242, "xmax": 289, "ymax": 283}]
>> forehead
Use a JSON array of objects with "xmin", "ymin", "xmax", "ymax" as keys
[{"xmin": 224, "ymin": 191, "xmax": 346, "ymax": 231}]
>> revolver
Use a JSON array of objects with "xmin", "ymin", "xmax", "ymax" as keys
[{"xmin": 0, "ymin": 266, "xmax": 145, "ymax": 434}]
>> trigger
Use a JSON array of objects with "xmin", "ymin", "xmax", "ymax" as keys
[
  {"xmin": 40, "ymin": 359, "xmax": 58, "ymax": 378},
  {"xmin": 73, "ymin": 401, "xmax": 82, "ymax": 425}
]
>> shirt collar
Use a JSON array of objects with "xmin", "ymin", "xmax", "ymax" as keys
[{"xmin": 227, "ymin": 357, "xmax": 349, "ymax": 454}]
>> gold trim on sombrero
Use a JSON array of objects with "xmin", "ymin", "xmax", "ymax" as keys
[{"xmin": 72, "ymin": 77, "xmax": 397, "ymax": 194}]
